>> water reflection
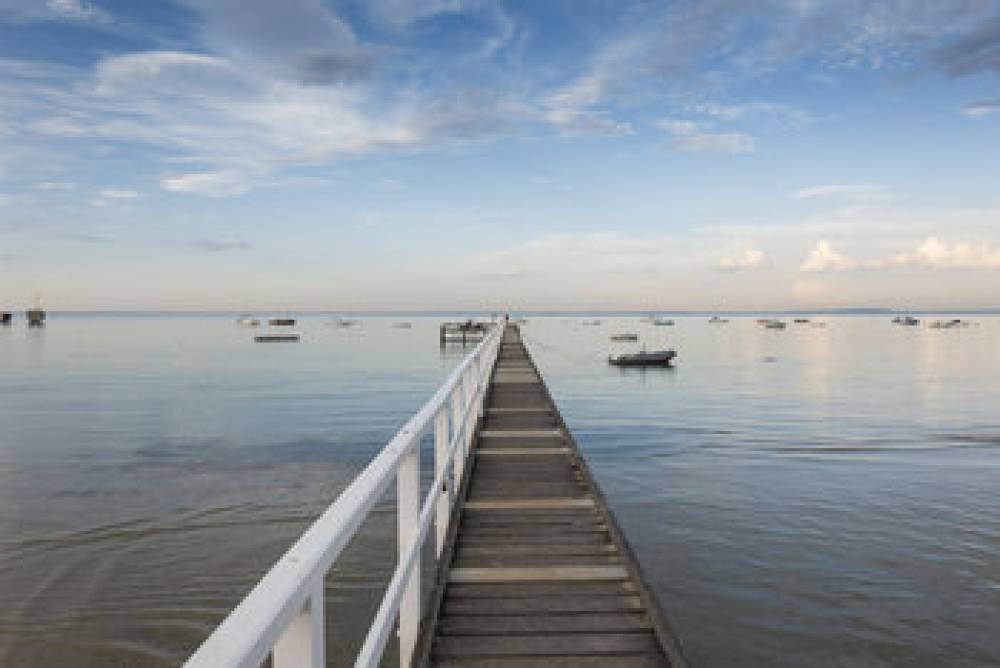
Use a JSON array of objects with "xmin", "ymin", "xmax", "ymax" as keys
[
  {"xmin": 2, "ymin": 315, "xmax": 999, "ymax": 666},
  {"xmin": 526, "ymin": 315, "xmax": 1000, "ymax": 667}
]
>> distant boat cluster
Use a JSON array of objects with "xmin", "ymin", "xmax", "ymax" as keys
[
  {"xmin": 1, "ymin": 305, "xmax": 47, "ymax": 327},
  {"xmin": 892, "ymin": 315, "xmax": 974, "ymax": 329}
]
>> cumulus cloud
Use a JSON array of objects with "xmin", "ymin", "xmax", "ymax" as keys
[
  {"xmin": 880, "ymin": 237, "xmax": 1000, "ymax": 269},
  {"xmin": 657, "ymin": 119, "xmax": 755, "ymax": 154},
  {"xmin": 719, "ymin": 248, "xmax": 767, "ymax": 271},
  {"xmin": 792, "ymin": 184, "xmax": 885, "ymax": 200},
  {"xmin": 800, "ymin": 240, "xmax": 858, "ymax": 272},
  {"xmin": 800, "ymin": 237, "xmax": 1000, "ymax": 273}
]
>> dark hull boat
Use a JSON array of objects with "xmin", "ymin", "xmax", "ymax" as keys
[
  {"xmin": 609, "ymin": 349, "xmax": 676, "ymax": 367},
  {"xmin": 269, "ymin": 318, "xmax": 296, "ymax": 326},
  {"xmin": 1, "ymin": 312, "xmax": 11, "ymax": 325},
  {"xmin": 254, "ymin": 334, "xmax": 300, "ymax": 343},
  {"xmin": 27, "ymin": 308, "xmax": 46, "ymax": 326}
]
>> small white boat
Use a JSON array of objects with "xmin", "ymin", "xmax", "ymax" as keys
[
  {"xmin": 237, "ymin": 315, "xmax": 260, "ymax": 327},
  {"xmin": 582, "ymin": 319, "xmax": 602, "ymax": 326},
  {"xmin": 652, "ymin": 318, "xmax": 675, "ymax": 326},
  {"xmin": 929, "ymin": 319, "xmax": 969, "ymax": 329},
  {"xmin": 392, "ymin": 322, "xmax": 413, "ymax": 329},
  {"xmin": 708, "ymin": 316, "xmax": 728, "ymax": 324},
  {"xmin": 332, "ymin": 319, "xmax": 358, "ymax": 328},
  {"xmin": 892, "ymin": 316, "xmax": 920, "ymax": 326}
]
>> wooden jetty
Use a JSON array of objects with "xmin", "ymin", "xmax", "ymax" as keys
[
  {"xmin": 440, "ymin": 320, "xmax": 490, "ymax": 344},
  {"xmin": 418, "ymin": 325, "xmax": 684, "ymax": 667},
  {"xmin": 187, "ymin": 323, "xmax": 684, "ymax": 668}
]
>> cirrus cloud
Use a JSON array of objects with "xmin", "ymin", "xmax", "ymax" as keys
[
  {"xmin": 792, "ymin": 184, "xmax": 885, "ymax": 200},
  {"xmin": 657, "ymin": 119, "xmax": 755, "ymax": 154}
]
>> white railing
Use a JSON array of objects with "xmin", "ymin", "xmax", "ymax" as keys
[{"xmin": 186, "ymin": 323, "xmax": 504, "ymax": 668}]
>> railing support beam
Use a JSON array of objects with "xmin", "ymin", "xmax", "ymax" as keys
[
  {"xmin": 397, "ymin": 444, "xmax": 420, "ymax": 668},
  {"xmin": 273, "ymin": 584, "xmax": 324, "ymax": 668},
  {"xmin": 434, "ymin": 407, "xmax": 451, "ymax": 557}
]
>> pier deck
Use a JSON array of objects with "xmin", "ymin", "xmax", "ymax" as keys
[{"xmin": 421, "ymin": 326, "xmax": 685, "ymax": 667}]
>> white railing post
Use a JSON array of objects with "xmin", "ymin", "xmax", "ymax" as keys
[
  {"xmin": 450, "ymin": 389, "xmax": 464, "ymax": 487},
  {"xmin": 463, "ymin": 367, "xmax": 476, "ymax": 456},
  {"xmin": 186, "ymin": 325, "xmax": 504, "ymax": 668},
  {"xmin": 434, "ymin": 407, "xmax": 451, "ymax": 557},
  {"xmin": 397, "ymin": 443, "xmax": 420, "ymax": 668},
  {"xmin": 273, "ymin": 583, "xmax": 324, "ymax": 668}
]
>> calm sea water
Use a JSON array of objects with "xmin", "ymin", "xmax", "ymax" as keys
[{"xmin": 2, "ymin": 314, "xmax": 999, "ymax": 667}]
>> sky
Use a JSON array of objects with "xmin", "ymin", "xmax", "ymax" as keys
[{"xmin": 1, "ymin": 0, "xmax": 999, "ymax": 311}]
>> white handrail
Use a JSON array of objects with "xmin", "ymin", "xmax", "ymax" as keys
[{"xmin": 186, "ymin": 323, "xmax": 504, "ymax": 668}]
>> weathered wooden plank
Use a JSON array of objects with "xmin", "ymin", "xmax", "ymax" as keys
[
  {"xmin": 434, "ymin": 656, "xmax": 668, "ymax": 668},
  {"xmin": 463, "ymin": 498, "xmax": 594, "ymax": 510},
  {"xmin": 445, "ymin": 580, "xmax": 637, "ymax": 599},
  {"xmin": 448, "ymin": 566, "xmax": 629, "ymax": 583},
  {"xmin": 456, "ymin": 543, "xmax": 617, "ymax": 557},
  {"xmin": 443, "ymin": 594, "xmax": 643, "ymax": 615},
  {"xmin": 434, "ymin": 633, "xmax": 661, "ymax": 657},
  {"xmin": 437, "ymin": 612, "xmax": 652, "ymax": 635},
  {"xmin": 459, "ymin": 519, "xmax": 603, "ymax": 531},
  {"xmin": 478, "ymin": 429, "xmax": 565, "ymax": 438},
  {"xmin": 453, "ymin": 553, "xmax": 623, "ymax": 568},
  {"xmin": 475, "ymin": 447, "xmax": 572, "ymax": 455}
]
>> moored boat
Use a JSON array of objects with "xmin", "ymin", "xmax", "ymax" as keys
[
  {"xmin": 237, "ymin": 315, "xmax": 260, "ymax": 327},
  {"xmin": 1, "ymin": 312, "xmax": 11, "ymax": 325},
  {"xmin": 764, "ymin": 320, "xmax": 787, "ymax": 329},
  {"xmin": 608, "ymin": 349, "xmax": 677, "ymax": 367},
  {"xmin": 708, "ymin": 316, "xmax": 728, "ymax": 324},
  {"xmin": 929, "ymin": 319, "xmax": 969, "ymax": 329},
  {"xmin": 254, "ymin": 333, "xmax": 300, "ymax": 342},
  {"xmin": 269, "ymin": 317, "xmax": 296, "ymax": 326},
  {"xmin": 892, "ymin": 316, "xmax": 920, "ymax": 326},
  {"xmin": 610, "ymin": 333, "xmax": 639, "ymax": 341},
  {"xmin": 652, "ymin": 318, "xmax": 675, "ymax": 326},
  {"xmin": 26, "ymin": 307, "xmax": 45, "ymax": 327}
]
